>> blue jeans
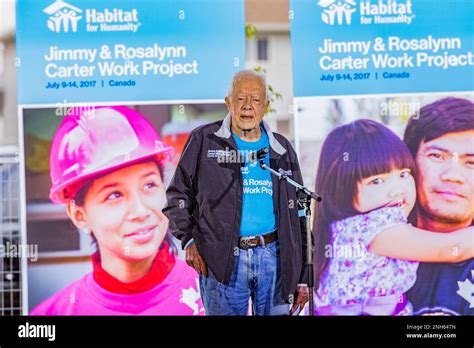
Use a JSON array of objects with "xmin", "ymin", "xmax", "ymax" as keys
[{"xmin": 199, "ymin": 240, "xmax": 290, "ymax": 316}]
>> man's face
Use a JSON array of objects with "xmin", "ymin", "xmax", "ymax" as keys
[
  {"xmin": 225, "ymin": 76, "xmax": 268, "ymax": 133},
  {"xmin": 415, "ymin": 130, "xmax": 474, "ymax": 224}
]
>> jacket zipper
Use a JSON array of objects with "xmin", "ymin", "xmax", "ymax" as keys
[{"xmin": 224, "ymin": 137, "xmax": 242, "ymax": 284}]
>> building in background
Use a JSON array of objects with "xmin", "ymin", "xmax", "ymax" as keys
[
  {"xmin": 0, "ymin": 0, "xmax": 17, "ymax": 146},
  {"xmin": 246, "ymin": 0, "xmax": 294, "ymax": 140}
]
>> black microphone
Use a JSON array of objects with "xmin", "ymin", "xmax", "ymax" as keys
[
  {"xmin": 249, "ymin": 147, "xmax": 269, "ymax": 164},
  {"xmin": 256, "ymin": 147, "xmax": 269, "ymax": 160}
]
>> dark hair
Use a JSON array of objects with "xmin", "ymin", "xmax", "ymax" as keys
[
  {"xmin": 403, "ymin": 97, "xmax": 474, "ymax": 225},
  {"xmin": 313, "ymin": 119, "xmax": 416, "ymax": 289},
  {"xmin": 72, "ymin": 158, "xmax": 177, "ymax": 254},
  {"xmin": 404, "ymin": 97, "xmax": 474, "ymax": 159}
]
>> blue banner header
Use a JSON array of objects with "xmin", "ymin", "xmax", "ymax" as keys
[
  {"xmin": 290, "ymin": 0, "xmax": 473, "ymax": 97},
  {"xmin": 16, "ymin": 0, "xmax": 245, "ymax": 104}
]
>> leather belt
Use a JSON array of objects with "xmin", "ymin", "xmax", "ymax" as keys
[{"xmin": 238, "ymin": 231, "xmax": 278, "ymax": 249}]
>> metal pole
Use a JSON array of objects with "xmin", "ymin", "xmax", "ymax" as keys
[{"xmin": 260, "ymin": 160, "xmax": 320, "ymax": 316}]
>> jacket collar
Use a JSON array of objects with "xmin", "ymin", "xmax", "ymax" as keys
[{"xmin": 214, "ymin": 113, "xmax": 286, "ymax": 156}]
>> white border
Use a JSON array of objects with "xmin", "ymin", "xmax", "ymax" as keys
[
  {"xmin": 293, "ymin": 98, "xmax": 300, "ymax": 156},
  {"xmin": 17, "ymin": 104, "xmax": 28, "ymax": 315},
  {"xmin": 17, "ymin": 99, "xmax": 224, "ymax": 109},
  {"xmin": 293, "ymin": 90, "xmax": 473, "ymax": 102}
]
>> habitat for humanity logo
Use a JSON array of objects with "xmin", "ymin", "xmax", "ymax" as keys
[
  {"xmin": 317, "ymin": 0, "xmax": 415, "ymax": 26},
  {"xmin": 318, "ymin": 0, "xmax": 356, "ymax": 25},
  {"xmin": 43, "ymin": 0, "xmax": 82, "ymax": 32},
  {"xmin": 43, "ymin": 0, "xmax": 141, "ymax": 33}
]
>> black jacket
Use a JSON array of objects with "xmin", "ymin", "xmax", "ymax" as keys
[{"xmin": 163, "ymin": 114, "xmax": 307, "ymax": 301}]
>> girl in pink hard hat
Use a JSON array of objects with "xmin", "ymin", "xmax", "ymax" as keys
[{"xmin": 31, "ymin": 106, "xmax": 204, "ymax": 315}]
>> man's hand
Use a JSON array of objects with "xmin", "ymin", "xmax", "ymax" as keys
[
  {"xmin": 185, "ymin": 243, "xmax": 208, "ymax": 277},
  {"xmin": 290, "ymin": 285, "xmax": 309, "ymax": 315}
]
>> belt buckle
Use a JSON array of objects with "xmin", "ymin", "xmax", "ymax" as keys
[{"xmin": 240, "ymin": 237, "xmax": 257, "ymax": 249}]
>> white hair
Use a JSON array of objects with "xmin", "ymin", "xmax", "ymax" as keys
[{"xmin": 227, "ymin": 69, "xmax": 268, "ymax": 100}]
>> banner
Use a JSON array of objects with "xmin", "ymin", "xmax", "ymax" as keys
[
  {"xmin": 290, "ymin": 0, "xmax": 473, "ymax": 97},
  {"xmin": 16, "ymin": 0, "xmax": 245, "ymax": 104},
  {"xmin": 289, "ymin": 0, "xmax": 473, "ymax": 317},
  {"xmin": 15, "ymin": 0, "xmax": 245, "ymax": 315}
]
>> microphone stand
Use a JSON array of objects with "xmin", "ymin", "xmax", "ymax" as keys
[{"xmin": 257, "ymin": 149, "xmax": 321, "ymax": 316}]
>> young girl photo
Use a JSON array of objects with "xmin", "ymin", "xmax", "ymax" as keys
[
  {"xmin": 30, "ymin": 106, "xmax": 204, "ymax": 315},
  {"xmin": 312, "ymin": 119, "xmax": 473, "ymax": 315}
]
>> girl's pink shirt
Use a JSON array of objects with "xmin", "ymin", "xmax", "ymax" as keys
[{"xmin": 30, "ymin": 259, "xmax": 205, "ymax": 316}]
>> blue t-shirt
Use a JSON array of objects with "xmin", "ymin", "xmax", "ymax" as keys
[
  {"xmin": 232, "ymin": 127, "xmax": 276, "ymax": 237},
  {"xmin": 407, "ymin": 260, "xmax": 474, "ymax": 316}
]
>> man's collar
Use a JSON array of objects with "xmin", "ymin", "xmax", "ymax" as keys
[{"xmin": 214, "ymin": 113, "xmax": 286, "ymax": 155}]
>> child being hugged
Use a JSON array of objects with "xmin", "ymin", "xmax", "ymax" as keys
[{"xmin": 312, "ymin": 119, "xmax": 474, "ymax": 315}]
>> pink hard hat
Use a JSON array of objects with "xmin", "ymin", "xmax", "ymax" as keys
[{"xmin": 49, "ymin": 105, "xmax": 173, "ymax": 204}]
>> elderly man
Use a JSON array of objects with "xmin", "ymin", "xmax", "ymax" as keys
[
  {"xmin": 404, "ymin": 97, "xmax": 474, "ymax": 315},
  {"xmin": 163, "ymin": 70, "xmax": 308, "ymax": 315}
]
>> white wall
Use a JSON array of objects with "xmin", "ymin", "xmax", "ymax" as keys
[{"xmin": 0, "ymin": 0, "xmax": 16, "ymax": 38}]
